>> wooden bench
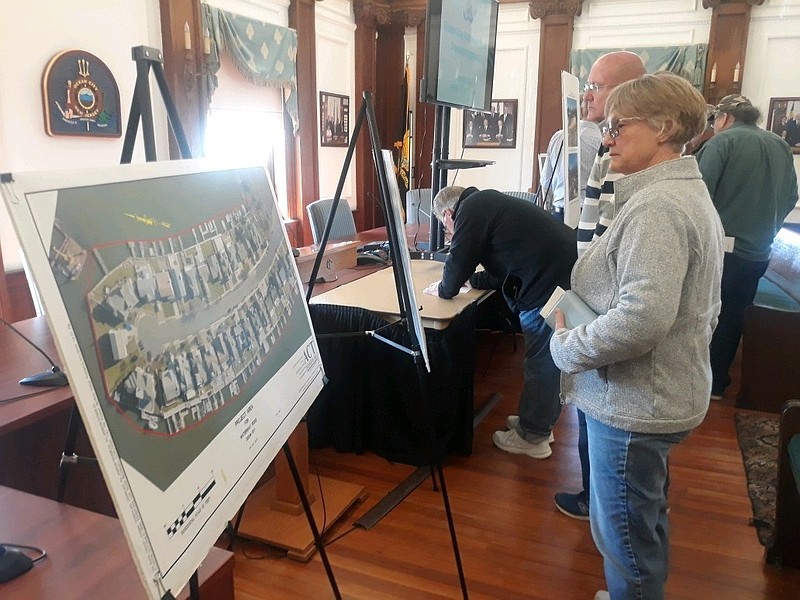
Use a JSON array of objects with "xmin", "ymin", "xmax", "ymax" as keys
[
  {"xmin": 766, "ymin": 400, "xmax": 800, "ymax": 569},
  {"xmin": 737, "ymin": 229, "xmax": 800, "ymax": 414}
]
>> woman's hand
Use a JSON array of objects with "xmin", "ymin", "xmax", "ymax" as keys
[{"xmin": 554, "ymin": 308, "xmax": 566, "ymax": 330}]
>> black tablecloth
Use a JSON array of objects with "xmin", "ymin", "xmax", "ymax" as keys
[{"xmin": 306, "ymin": 303, "xmax": 477, "ymax": 466}]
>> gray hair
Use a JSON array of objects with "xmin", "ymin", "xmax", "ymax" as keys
[
  {"xmin": 432, "ymin": 186, "xmax": 465, "ymax": 220},
  {"xmin": 722, "ymin": 103, "xmax": 761, "ymax": 126}
]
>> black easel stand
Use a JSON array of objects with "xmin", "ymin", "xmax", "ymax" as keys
[
  {"xmin": 122, "ymin": 45, "xmax": 340, "ymax": 599},
  {"xmin": 282, "ymin": 443, "xmax": 341, "ymax": 599},
  {"xmin": 427, "ymin": 104, "xmax": 450, "ymax": 253},
  {"xmin": 120, "ymin": 46, "xmax": 192, "ymax": 164},
  {"xmin": 58, "ymin": 46, "xmax": 195, "ymax": 503},
  {"xmin": 307, "ymin": 91, "xmax": 468, "ymax": 598}
]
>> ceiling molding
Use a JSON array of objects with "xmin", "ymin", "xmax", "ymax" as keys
[{"xmin": 529, "ymin": 0, "xmax": 584, "ymax": 20}]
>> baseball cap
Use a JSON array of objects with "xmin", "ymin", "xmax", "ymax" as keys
[{"xmin": 714, "ymin": 94, "xmax": 751, "ymax": 115}]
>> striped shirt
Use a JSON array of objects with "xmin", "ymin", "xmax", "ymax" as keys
[{"xmin": 576, "ymin": 143, "xmax": 622, "ymax": 255}]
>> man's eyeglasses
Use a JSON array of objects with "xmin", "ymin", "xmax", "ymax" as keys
[
  {"xmin": 583, "ymin": 81, "xmax": 614, "ymax": 93},
  {"xmin": 601, "ymin": 117, "xmax": 643, "ymax": 139}
]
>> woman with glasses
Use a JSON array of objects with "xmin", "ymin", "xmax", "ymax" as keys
[{"xmin": 549, "ymin": 72, "xmax": 725, "ymax": 600}]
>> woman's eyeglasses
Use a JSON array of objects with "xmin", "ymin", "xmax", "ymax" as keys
[{"xmin": 601, "ymin": 117, "xmax": 643, "ymax": 139}]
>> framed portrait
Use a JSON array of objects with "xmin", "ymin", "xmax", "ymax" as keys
[
  {"xmin": 319, "ymin": 91, "xmax": 349, "ymax": 147},
  {"xmin": 767, "ymin": 97, "xmax": 800, "ymax": 154},
  {"xmin": 463, "ymin": 99, "xmax": 517, "ymax": 149}
]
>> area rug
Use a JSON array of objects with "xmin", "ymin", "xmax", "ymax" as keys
[{"xmin": 734, "ymin": 412, "xmax": 779, "ymax": 548}]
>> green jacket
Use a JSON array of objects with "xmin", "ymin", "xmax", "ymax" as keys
[{"xmin": 696, "ymin": 121, "xmax": 798, "ymax": 262}]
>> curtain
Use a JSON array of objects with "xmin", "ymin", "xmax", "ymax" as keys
[
  {"xmin": 202, "ymin": 3, "xmax": 299, "ymax": 134},
  {"xmin": 570, "ymin": 44, "xmax": 708, "ymax": 90}
]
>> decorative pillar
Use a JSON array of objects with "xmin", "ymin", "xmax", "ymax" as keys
[
  {"xmin": 289, "ymin": 0, "xmax": 321, "ymax": 245},
  {"xmin": 353, "ymin": 0, "xmax": 388, "ymax": 231},
  {"xmin": 702, "ymin": 0, "xmax": 765, "ymax": 105},
  {"xmin": 529, "ymin": 0, "xmax": 584, "ymax": 190}
]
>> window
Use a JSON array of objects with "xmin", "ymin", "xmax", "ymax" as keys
[
  {"xmin": 204, "ymin": 53, "xmax": 288, "ymax": 216},
  {"xmin": 204, "ymin": 108, "xmax": 287, "ymax": 215}
]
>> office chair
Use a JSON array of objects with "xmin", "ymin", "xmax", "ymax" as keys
[
  {"xmin": 501, "ymin": 190, "xmax": 539, "ymax": 204},
  {"xmin": 306, "ymin": 198, "xmax": 357, "ymax": 245},
  {"xmin": 405, "ymin": 188, "xmax": 432, "ymax": 225}
]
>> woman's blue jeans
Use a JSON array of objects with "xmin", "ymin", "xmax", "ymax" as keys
[{"xmin": 586, "ymin": 415, "xmax": 689, "ymax": 599}]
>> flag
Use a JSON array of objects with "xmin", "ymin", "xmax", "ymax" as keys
[{"xmin": 393, "ymin": 58, "xmax": 412, "ymax": 200}]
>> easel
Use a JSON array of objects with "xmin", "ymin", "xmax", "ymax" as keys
[
  {"xmin": 304, "ymin": 91, "xmax": 469, "ymax": 598},
  {"xmin": 56, "ymin": 45, "xmax": 346, "ymax": 599}
]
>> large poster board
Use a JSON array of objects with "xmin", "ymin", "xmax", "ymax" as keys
[
  {"xmin": 1, "ymin": 160, "xmax": 325, "ymax": 599},
  {"xmin": 560, "ymin": 71, "xmax": 581, "ymax": 228},
  {"xmin": 380, "ymin": 149, "xmax": 430, "ymax": 372}
]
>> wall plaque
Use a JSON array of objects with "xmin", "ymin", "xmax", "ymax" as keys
[{"xmin": 42, "ymin": 49, "xmax": 121, "ymax": 138}]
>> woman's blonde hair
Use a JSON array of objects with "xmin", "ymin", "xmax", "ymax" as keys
[{"xmin": 605, "ymin": 72, "xmax": 708, "ymax": 149}]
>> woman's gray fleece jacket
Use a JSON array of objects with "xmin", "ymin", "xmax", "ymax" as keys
[{"xmin": 550, "ymin": 157, "xmax": 725, "ymax": 435}]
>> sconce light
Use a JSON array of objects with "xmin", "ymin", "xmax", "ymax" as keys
[{"xmin": 184, "ymin": 21, "xmax": 211, "ymax": 91}]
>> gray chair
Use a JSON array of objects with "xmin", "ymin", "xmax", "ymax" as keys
[
  {"xmin": 405, "ymin": 188, "xmax": 432, "ymax": 225},
  {"xmin": 501, "ymin": 190, "xmax": 539, "ymax": 205},
  {"xmin": 306, "ymin": 198, "xmax": 357, "ymax": 244}
]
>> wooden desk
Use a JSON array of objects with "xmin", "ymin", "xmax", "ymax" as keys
[
  {"xmin": 0, "ymin": 317, "xmax": 114, "ymax": 515},
  {"xmin": 0, "ymin": 486, "xmax": 234, "ymax": 599},
  {"xmin": 0, "ymin": 317, "xmax": 74, "ymax": 435},
  {"xmin": 310, "ymin": 259, "xmax": 488, "ymax": 330}
]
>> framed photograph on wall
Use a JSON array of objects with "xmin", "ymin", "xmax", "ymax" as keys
[
  {"xmin": 767, "ymin": 97, "xmax": 800, "ymax": 153},
  {"xmin": 319, "ymin": 91, "xmax": 349, "ymax": 147},
  {"xmin": 463, "ymin": 99, "xmax": 517, "ymax": 148}
]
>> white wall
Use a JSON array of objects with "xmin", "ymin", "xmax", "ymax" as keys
[
  {"xmin": 0, "ymin": 0, "xmax": 164, "ymax": 271},
  {"xmin": 408, "ymin": 0, "xmax": 800, "ymax": 216},
  {"xmin": 2, "ymin": 0, "xmax": 798, "ymax": 271},
  {"xmin": 315, "ymin": 0, "xmax": 357, "ymax": 208},
  {"xmin": 450, "ymin": 4, "xmax": 541, "ymax": 192}
]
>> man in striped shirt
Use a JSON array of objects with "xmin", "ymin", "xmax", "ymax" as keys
[{"xmin": 576, "ymin": 52, "xmax": 647, "ymax": 254}]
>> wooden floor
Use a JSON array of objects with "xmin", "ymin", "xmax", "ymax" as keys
[{"xmin": 229, "ymin": 331, "xmax": 800, "ymax": 599}]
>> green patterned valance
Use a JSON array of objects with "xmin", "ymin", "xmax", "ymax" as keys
[
  {"xmin": 202, "ymin": 3, "xmax": 299, "ymax": 134},
  {"xmin": 570, "ymin": 44, "xmax": 708, "ymax": 90}
]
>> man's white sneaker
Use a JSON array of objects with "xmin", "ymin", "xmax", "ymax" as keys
[
  {"xmin": 594, "ymin": 592, "xmax": 610, "ymax": 600},
  {"xmin": 492, "ymin": 428, "xmax": 552, "ymax": 459},
  {"xmin": 505, "ymin": 415, "xmax": 555, "ymax": 443}
]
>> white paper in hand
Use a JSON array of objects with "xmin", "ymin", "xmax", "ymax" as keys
[{"xmin": 424, "ymin": 280, "xmax": 472, "ymax": 297}]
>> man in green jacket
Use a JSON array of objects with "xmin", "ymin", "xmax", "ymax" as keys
[{"xmin": 696, "ymin": 94, "xmax": 799, "ymax": 399}]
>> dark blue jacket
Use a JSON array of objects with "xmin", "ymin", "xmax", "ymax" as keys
[{"xmin": 438, "ymin": 188, "xmax": 576, "ymax": 312}]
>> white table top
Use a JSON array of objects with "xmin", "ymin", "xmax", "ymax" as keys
[{"xmin": 309, "ymin": 259, "xmax": 490, "ymax": 330}]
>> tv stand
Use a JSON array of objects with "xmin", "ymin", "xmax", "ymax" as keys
[
  {"xmin": 427, "ymin": 105, "xmax": 493, "ymax": 253},
  {"xmin": 436, "ymin": 158, "xmax": 495, "ymax": 170}
]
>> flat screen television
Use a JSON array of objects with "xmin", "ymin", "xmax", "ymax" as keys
[{"xmin": 420, "ymin": 0, "xmax": 499, "ymax": 112}]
